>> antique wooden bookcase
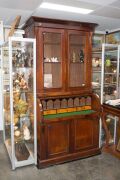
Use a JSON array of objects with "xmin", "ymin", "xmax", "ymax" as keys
[{"xmin": 24, "ymin": 17, "xmax": 101, "ymax": 168}]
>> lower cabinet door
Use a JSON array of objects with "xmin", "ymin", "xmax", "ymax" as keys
[
  {"xmin": 46, "ymin": 121, "xmax": 70, "ymax": 158},
  {"xmin": 74, "ymin": 118, "xmax": 99, "ymax": 151}
]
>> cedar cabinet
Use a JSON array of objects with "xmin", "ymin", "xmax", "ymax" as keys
[{"xmin": 24, "ymin": 17, "xmax": 101, "ymax": 168}]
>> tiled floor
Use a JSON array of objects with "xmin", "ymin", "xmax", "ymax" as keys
[{"xmin": 0, "ymin": 131, "xmax": 120, "ymax": 180}]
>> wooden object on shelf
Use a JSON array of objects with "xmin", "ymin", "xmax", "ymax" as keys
[
  {"xmin": 7, "ymin": 15, "xmax": 21, "ymax": 38},
  {"xmin": 102, "ymin": 104, "xmax": 120, "ymax": 157},
  {"xmin": 15, "ymin": 142, "xmax": 30, "ymax": 161},
  {"xmin": 24, "ymin": 17, "xmax": 101, "ymax": 168}
]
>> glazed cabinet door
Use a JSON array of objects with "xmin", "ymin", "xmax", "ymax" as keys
[
  {"xmin": 67, "ymin": 30, "xmax": 92, "ymax": 90},
  {"xmin": 74, "ymin": 118, "xmax": 99, "ymax": 151},
  {"xmin": 37, "ymin": 28, "xmax": 65, "ymax": 93},
  {"xmin": 45, "ymin": 121, "xmax": 70, "ymax": 158}
]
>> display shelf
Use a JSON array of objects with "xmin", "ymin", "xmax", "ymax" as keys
[
  {"xmin": 44, "ymin": 62, "xmax": 61, "ymax": 64},
  {"xmin": 101, "ymin": 44, "xmax": 120, "ymax": 150},
  {"xmin": 13, "ymin": 67, "xmax": 33, "ymax": 70},
  {"xmin": 104, "ymin": 73, "xmax": 116, "ymax": 75},
  {"xmin": 104, "ymin": 83, "xmax": 116, "ymax": 85},
  {"xmin": 101, "ymin": 44, "xmax": 119, "ymax": 104},
  {"xmin": 92, "ymin": 71, "xmax": 101, "ymax": 74},
  {"xmin": 92, "ymin": 50, "xmax": 102, "ymax": 54},
  {"xmin": 92, "ymin": 86, "xmax": 101, "ymax": 89},
  {"xmin": 70, "ymin": 43, "xmax": 85, "ymax": 47},
  {"xmin": 110, "ymin": 61, "xmax": 117, "ymax": 63},
  {"xmin": 104, "ymin": 49, "xmax": 118, "ymax": 53},
  {"xmin": 44, "ymin": 42, "xmax": 61, "ymax": 45},
  {"xmin": 2, "ymin": 37, "xmax": 37, "ymax": 170},
  {"xmin": 70, "ymin": 62, "xmax": 84, "ymax": 64}
]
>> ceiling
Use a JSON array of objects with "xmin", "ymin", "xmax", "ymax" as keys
[{"xmin": 1, "ymin": 0, "xmax": 120, "ymax": 32}]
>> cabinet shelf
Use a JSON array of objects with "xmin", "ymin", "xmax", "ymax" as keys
[
  {"xmin": 44, "ymin": 61, "xmax": 61, "ymax": 63},
  {"xmin": 13, "ymin": 90, "xmax": 33, "ymax": 93},
  {"xmin": 92, "ymin": 70, "xmax": 101, "ymax": 73},
  {"xmin": 70, "ymin": 43, "xmax": 85, "ymax": 47},
  {"xmin": 104, "ymin": 83, "xmax": 116, "ymax": 85},
  {"xmin": 44, "ymin": 42, "xmax": 61, "ymax": 45},
  {"xmin": 105, "ymin": 49, "xmax": 117, "ymax": 53},
  {"xmin": 5, "ymin": 113, "xmax": 34, "ymax": 126},
  {"xmin": 4, "ymin": 89, "xmax": 33, "ymax": 94},
  {"xmin": 104, "ymin": 84, "xmax": 116, "ymax": 88},
  {"xmin": 13, "ymin": 67, "xmax": 33, "ymax": 69},
  {"xmin": 70, "ymin": 62, "xmax": 84, "ymax": 64},
  {"xmin": 92, "ymin": 51, "xmax": 102, "ymax": 54},
  {"xmin": 92, "ymin": 87, "xmax": 101, "ymax": 90},
  {"xmin": 104, "ymin": 73, "xmax": 117, "ymax": 75},
  {"xmin": 14, "ymin": 114, "xmax": 34, "ymax": 118},
  {"xmin": 110, "ymin": 61, "xmax": 117, "ymax": 63}
]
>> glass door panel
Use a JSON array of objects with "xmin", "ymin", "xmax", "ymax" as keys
[
  {"xmin": 69, "ymin": 33, "xmax": 86, "ymax": 87},
  {"xmin": 2, "ymin": 44, "xmax": 11, "ymax": 155},
  {"xmin": 43, "ymin": 32, "xmax": 62, "ymax": 88}
]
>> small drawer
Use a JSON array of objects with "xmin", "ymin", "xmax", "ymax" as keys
[
  {"xmin": 76, "ymin": 107, "xmax": 82, "ymax": 111},
  {"xmin": 43, "ymin": 109, "xmax": 56, "ymax": 115},
  {"xmin": 57, "ymin": 108, "xmax": 68, "ymax": 114},
  {"xmin": 84, "ymin": 106, "xmax": 91, "ymax": 110},
  {"xmin": 67, "ymin": 107, "xmax": 76, "ymax": 112}
]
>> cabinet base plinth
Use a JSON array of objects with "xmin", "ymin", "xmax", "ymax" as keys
[{"xmin": 37, "ymin": 148, "xmax": 101, "ymax": 169}]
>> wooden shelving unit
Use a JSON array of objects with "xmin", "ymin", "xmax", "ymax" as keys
[{"xmin": 24, "ymin": 17, "xmax": 101, "ymax": 168}]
